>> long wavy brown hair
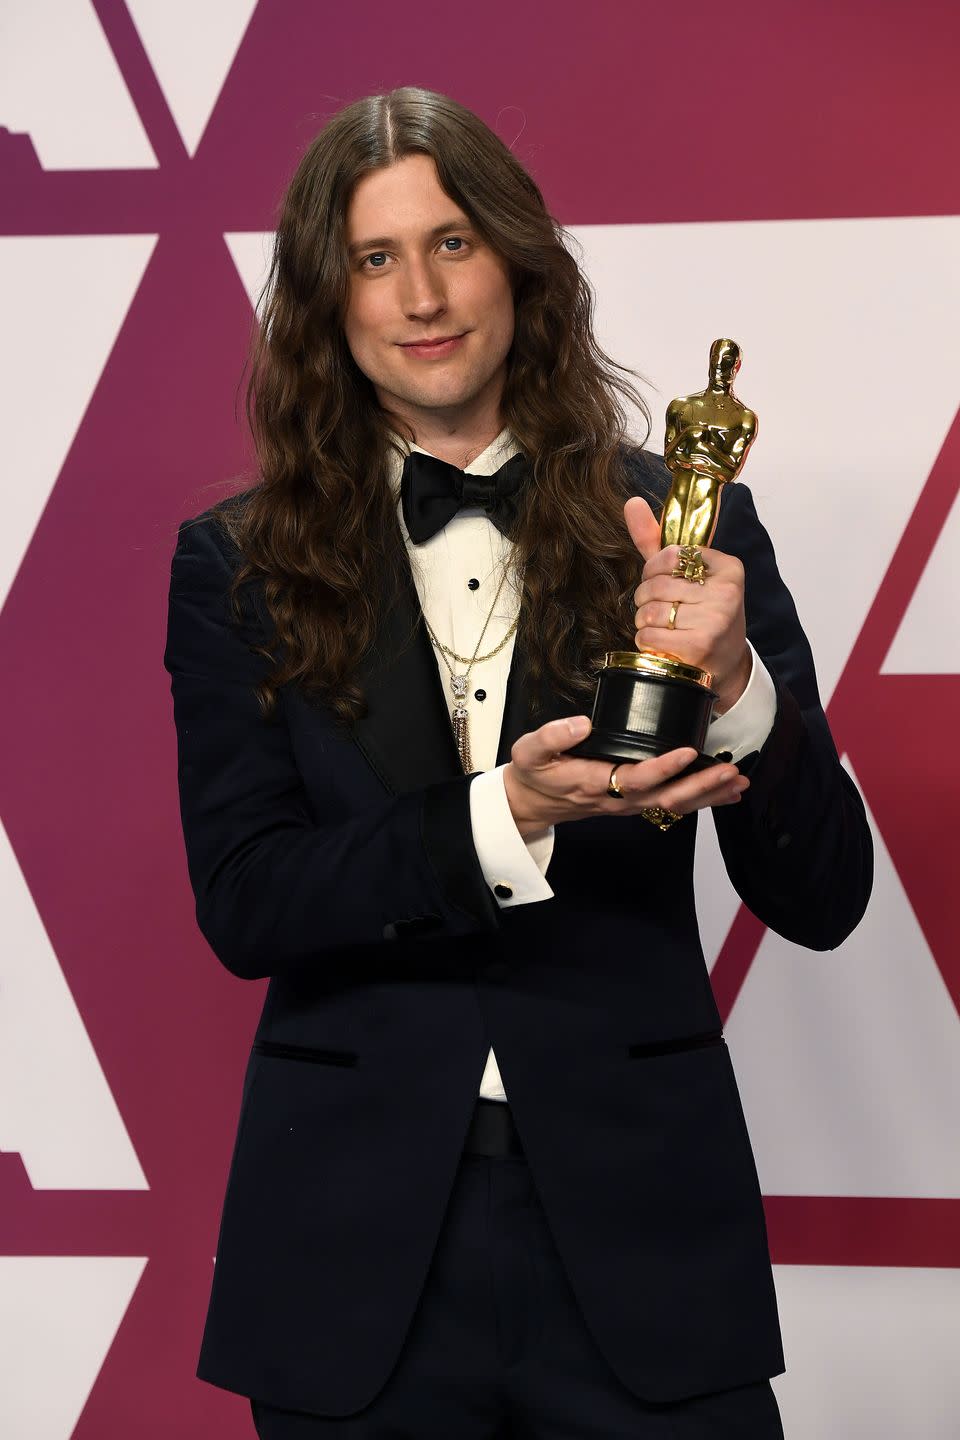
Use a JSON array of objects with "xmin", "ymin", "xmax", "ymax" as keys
[{"xmin": 223, "ymin": 86, "xmax": 655, "ymax": 722}]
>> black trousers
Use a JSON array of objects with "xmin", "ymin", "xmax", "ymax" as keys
[{"xmin": 249, "ymin": 1122, "xmax": 784, "ymax": 1439}]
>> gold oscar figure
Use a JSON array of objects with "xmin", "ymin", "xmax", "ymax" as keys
[
  {"xmin": 570, "ymin": 338, "xmax": 758, "ymax": 768},
  {"xmin": 660, "ymin": 337, "xmax": 757, "ymax": 553}
]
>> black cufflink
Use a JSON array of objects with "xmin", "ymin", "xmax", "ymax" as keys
[{"xmin": 493, "ymin": 883, "xmax": 513, "ymax": 900}]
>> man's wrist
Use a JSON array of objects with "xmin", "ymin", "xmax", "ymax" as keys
[
  {"xmin": 503, "ymin": 763, "xmax": 548, "ymax": 840},
  {"xmin": 708, "ymin": 642, "xmax": 776, "ymax": 761},
  {"xmin": 713, "ymin": 646, "xmax": 752, "ymax": 717}
]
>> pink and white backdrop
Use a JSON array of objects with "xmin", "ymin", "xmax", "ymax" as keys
[{"xmin": 1, "ymin": 1, "xmax": 958, "ymax": 1435}]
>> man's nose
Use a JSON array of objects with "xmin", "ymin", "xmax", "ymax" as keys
[{"xmin": 401, "ymin": 258, "xmax": 446, "ymax": 322}]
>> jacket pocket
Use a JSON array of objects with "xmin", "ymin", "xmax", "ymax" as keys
[
  {"xmin": 627, "ymin": 1030, "xmax": 724, "ymax": 1060},
  {"xmin": 252, "ymin": 1039, "xmax": 359, "ymax": 1067}
]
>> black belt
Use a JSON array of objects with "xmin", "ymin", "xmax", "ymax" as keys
[{"xmin": 464, "ymin": 1098, "xmax": 525, "ymax": 1157}]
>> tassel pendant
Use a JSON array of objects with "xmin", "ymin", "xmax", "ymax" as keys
[
  {"xmin": 452, "ymin": 703, "xmax": 472, "ymax": 773},
  {"xmin": 450, "ymin": 674, "xmax": 472, "ymax": 773}
]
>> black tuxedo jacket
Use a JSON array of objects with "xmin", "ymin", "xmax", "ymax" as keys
[{"xmin": 164, "ymin": 451, "xmax": 872, "ymax": 1416}]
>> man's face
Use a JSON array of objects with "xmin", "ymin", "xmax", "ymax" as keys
[{"xmin": 342, "ymin": 154, "xmax": 515, "ymax": 434}]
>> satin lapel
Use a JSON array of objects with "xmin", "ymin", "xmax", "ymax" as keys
[
  {"xmin": 352, "ymin": 567, "xmax": 463, "ymax": 795},
  {"xmin": 352, "ymin": 570, "xmax": 578, "ymax": 787},
  {"xmin": 495, "ymin": 636, "xmax": 579, "ymax": 766}
]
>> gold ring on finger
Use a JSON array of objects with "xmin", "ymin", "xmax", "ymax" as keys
[
  {"xmin": 606, "ymin": 764, "xmax": 626, "ymax": 799},
  {"xmin": 671, "ymin": 545, "xmax": 708, "ymax": 586},
  {"xmin": 640, "ymin": 805, "xmax": 684, "ymax": 831},
  {"xmin": 667, "ymin": 601, "xmax": 680, "ymax": 630}
]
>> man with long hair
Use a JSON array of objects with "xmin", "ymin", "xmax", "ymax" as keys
[{"xmin": 165, "ymin": 88, "xmax": 872, "ymax": 1438}]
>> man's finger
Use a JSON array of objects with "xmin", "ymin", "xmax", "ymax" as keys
[
  {"xmin": 623, "ymin": 496, "xmax": 662, "ymax": 564},
  {"xmin": 512, "ymin": 715, "xmax": 592, "ymax": 770},
  {"xmin": 615, "ymin": 753, "xmax": 733, "ymax": 797},
  {"xmin": 633, "ymin": 766, "xmax": 750, "ymax": 814},
  {"xmin": 606, "ymin": 747, "xmax": 700, "ymax": 794}
]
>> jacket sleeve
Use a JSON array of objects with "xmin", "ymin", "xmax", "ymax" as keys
[
  {"xmin": 163, "ymin": 513, "xmax": 500, "ymax": 980},
  {"xmin": 709, "ymin": 480, "xmax": 874, "ymax": 950}
]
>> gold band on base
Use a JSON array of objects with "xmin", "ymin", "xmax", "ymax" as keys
[{"xmin": 602, "ymin": 650, "xmax": 712, "ymax": 691}]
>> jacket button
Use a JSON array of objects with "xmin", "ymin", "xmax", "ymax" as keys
[
  {"xmin": 493, "ymin": 882, "xmax": 513, "ymax": 900},
  {"xmin": 775, "ymin": 832, "xmax": 792, "ymax": 850},
  {"xmin": 383, "ymin": 914, "xmax": 442, "ymax": 939}
]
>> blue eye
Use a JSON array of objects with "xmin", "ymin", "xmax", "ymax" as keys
[
  {"xmin": 442, "ymin": 237, "xmax": 464, "ymax": 252},
  {"xmin": 366, "ymin": 252, "xmax": 388, "ymax": 268}
]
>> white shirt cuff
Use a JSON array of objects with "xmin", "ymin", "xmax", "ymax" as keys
[
  {"xmin": 707, "ymin": 640, "xmax": 777, "ymax": 762},
  {"xmin": 469, "ymin": 766, "xmax": 555, "ymax": 907}
]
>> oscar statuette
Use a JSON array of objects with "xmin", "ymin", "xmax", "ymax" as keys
[{"xmin": 570, "ymin": 337, "xmax": 758, "ymax": 769}]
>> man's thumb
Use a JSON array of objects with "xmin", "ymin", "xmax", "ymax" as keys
[{"xmin": 624, "ymin": 496, "xmax": 662, "ymax": 563}]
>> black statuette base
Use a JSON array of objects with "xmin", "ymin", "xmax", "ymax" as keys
[{"xmin": 569, "ymin": 666, "xmax": 719, "ymax": 771}]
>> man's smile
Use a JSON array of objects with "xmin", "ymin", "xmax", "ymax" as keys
[{"xmin": 395, "ymin": 332, "xmax": 469, "ymax": 358}]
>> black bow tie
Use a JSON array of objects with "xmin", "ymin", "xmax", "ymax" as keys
[{"xmin": 400, "ymin": 450, "xmax": 529, "ymax": 544}]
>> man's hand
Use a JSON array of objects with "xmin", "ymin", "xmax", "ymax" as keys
[
  {"xmin": 503, "ymin": 716, "xmax": 748, "ymax": 839},
  {"xmin": 624, "ymin": 495, "xmax": 751, "ymax": 715}
]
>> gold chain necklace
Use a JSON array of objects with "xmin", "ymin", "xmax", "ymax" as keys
[{"xmin": 422, "ymin": 563, "xmax": 519, "ymax": 773}]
